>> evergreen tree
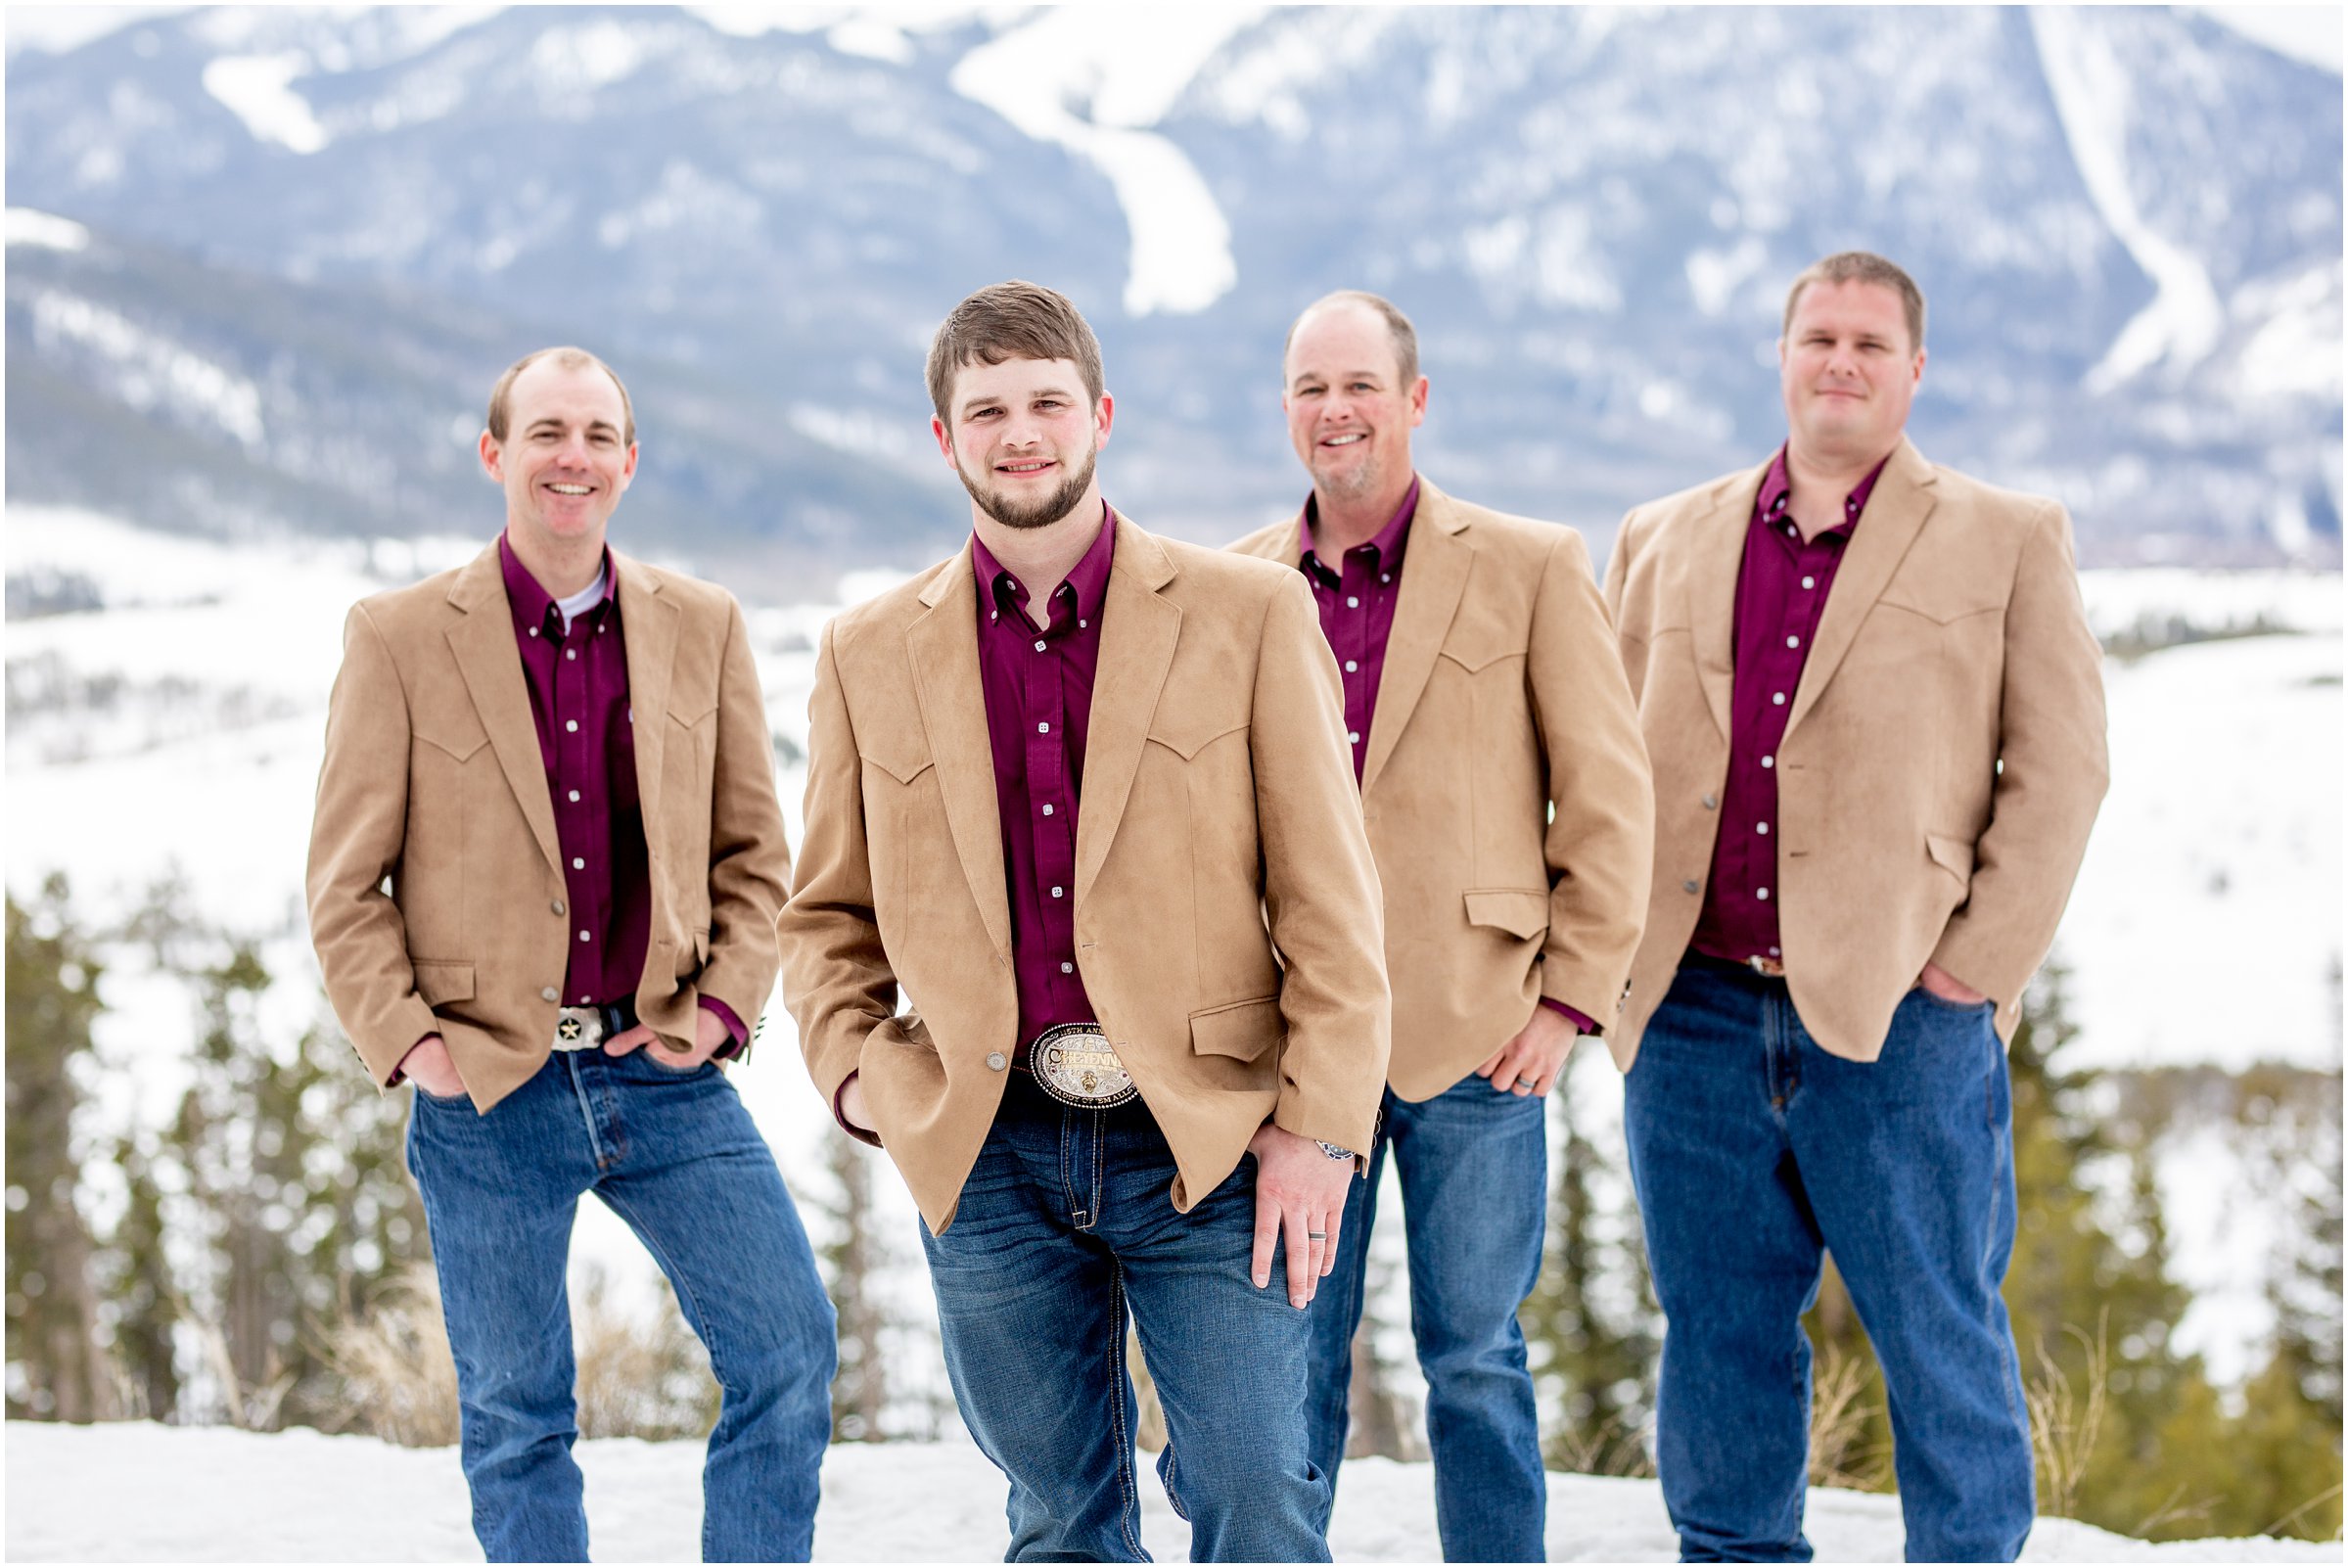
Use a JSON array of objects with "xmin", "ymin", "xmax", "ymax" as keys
[
  {"xmin": 1522, "ymin": 1048, "xmax": 1657, "ymax": 1476},
  {"xmin": 4, "ymin": 878, "xmax": 117, "ymax": 1422},
  {"xmin": 820, "ymin": 1135, "xmax": 889, "ymax": 1442}
]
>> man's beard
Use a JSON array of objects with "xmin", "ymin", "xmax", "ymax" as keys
[{"xmin": 958, "ymin": 447, "xmax": 1098, "ymax": 531}]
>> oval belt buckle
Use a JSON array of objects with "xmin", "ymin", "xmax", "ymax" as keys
[{"xmin": 1030, "ymin": 1022, "xmax": 1138, "ymax": 1110}]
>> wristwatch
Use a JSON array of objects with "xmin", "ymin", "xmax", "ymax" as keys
[{"xmin": 1316, "ymin": 1140, "xmax": 1355, "ymax": 1162}]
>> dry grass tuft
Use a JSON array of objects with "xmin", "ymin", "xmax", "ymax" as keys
[
  {"xmin": 2024, "ymin": 1313, "xmax": 2109, "ymax": 1522},
  {"xmin": 318, "ymin": 1263, "xmax": 460, "ymax": 1447},
  {"xmin": 1807, "ymin": 1339, "xmax": 1891, "ymax": 1491}
]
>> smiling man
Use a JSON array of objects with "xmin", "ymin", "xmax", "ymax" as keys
[
  {"xmin": 306, "ymin": 347, "xmax": 836, "ymax": 1561},
  {"xmin": 779, "ymin": 281, "xmax": 1390, "ymax": 1561},
  {"xmin": 1604, "ymin": 254, "xmax": 2109, "ymax": 1561},
  {"xmin": 1228, "ymin": 290, "xmax": 1653, "ymax": 1561}
]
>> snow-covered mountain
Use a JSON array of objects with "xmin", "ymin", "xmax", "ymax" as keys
[{"xmin": 6, "ymin": 5, "xmax": 2340, "ymax": 581}]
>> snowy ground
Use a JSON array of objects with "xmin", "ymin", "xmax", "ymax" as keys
[{"xmin": 6, "ymin": 1420, "xmax": 2334, "ymax": 1563}]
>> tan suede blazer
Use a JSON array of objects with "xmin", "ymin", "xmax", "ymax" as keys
[
  {"xmin": 778, "ymin": 516, "xmax": 1391, "ymax": 1233},
  {"xmin": 1230, "ymin": 481, "xmax": 1653, "ymax": 1100},
  {"xmin": 1603, "ymin": 438, "xmax": 2108, "ymax": 1067},
  {"xmin": 306, "ymin": 542, "xmax": 793, "ymax": 1112}
]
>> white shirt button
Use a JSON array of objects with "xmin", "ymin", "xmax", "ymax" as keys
[
  {"xmin": 1050, "ymin": 886, "xmax": 1063, "ymax": 899},
  {"xmin": 1762, "ymin": 755, "xmax": 1774, "ymax": 768},
  {"xmin": 1347, "ymin": 596, "xmax": 1359, "ymax": 608},
  {"xmin": 1037, "ymin": 721, "xmax": 1050, "ymax": 734},
  {"xmin": 1381, "ymin": 575, "xmax": 1391, "ymax": 584},
  {"xmin": 529, "ymin": 626, "xmax": 539, "ymax": 637},
  {"xmin": 1034, "ymin": 640, "xmax": 1046, "ymax": 653},
  {"xmin": 1345, "ymin": 661, "xmax": 1358, "ymax": 672},
  {"xmin": 1801, "ymin": 576, "xmax": 1816, "ymax": 590},
  {"xmin": 1772, "ymin": 692, "xmax": 1786, "ymax": 706},
  {"xmin": 1080, "ymin": 620, "xmax": 1087, "ymax": 629},
  {"xmin": 1041, "ymin": 804, "xmax": 1054, "ymax": 816},
  {"xmin": 1348, "ymin": 731, "xmax": 1359, "ymax": 744},
  {"xmin": 1786, "ymin": 635, "xmax": 1800, "ymax": 650},
  {"xmin": 574, "ymin": 857, "xmax": 585, "ymax": 870},
  {"xmin": 578, "ymin": 929, "xmax": 591, "ymax": 941},
  {"xmin": 1756, "ymin": 887, "xmax": 1770, "ymax": 901},
  {"xmin": 566, "ymin": 719, "xmax": 578, "ymax": 732},
  {"xmin": 1060, "ymin": 962, "xmax": 1073, "ymax": 974},
  {"xmin": 566, "ymin": 649, "xmax": 576, "ymax": 661},
  {"xmin": 569, "ymin": 790, "xmax": 581, "ymax": 802},
  {"xmin": 1756, "ymin": 823, "xmax": 1770, "ymax": 836},
  {"xmin": 580, "ymin": 993, "xmax": 592, "ymax": 1003},
  {"xmin": 1769, "ymin": 945, "xmax": 1781, "ymax": 956}
]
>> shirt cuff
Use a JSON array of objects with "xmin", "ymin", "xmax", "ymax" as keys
[
  {"xmin": 699, "ymin": 996, "xmax": 748, "ymax": 1059},
  {"xmin": 1539, "ymin": 996, "xmax": 1598, "ymax": 1037}
]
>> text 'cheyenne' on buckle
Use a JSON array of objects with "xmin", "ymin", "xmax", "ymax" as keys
[{"xmin": 1030, "ymin": 1022, "xmax": 1138, "ymax": 1109}]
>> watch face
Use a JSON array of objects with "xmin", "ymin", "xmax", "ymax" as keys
[{"xmin": 1031, "ymin": 1024, "xmax": 1138, "ymax": 1109}]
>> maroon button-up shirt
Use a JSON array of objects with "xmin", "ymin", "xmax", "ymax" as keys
[
  {"xmin": 972, "ymin": 505, "xmax": 1117, "ymax": 1053},
  {"xmin": 1299, "ymin": 477, "xmax": 1417, "ymax": 783},
  {"xmin": 497, "ymin": 536, "xmax": 743, "ymax": 1048},
  {"xmin": 1296, "ymin": 479, "xmax": 1593, "ymax": 1038},
  {"xmin": 1689, "ymin": 448, "xmax": 1889, "ymax": 968}
]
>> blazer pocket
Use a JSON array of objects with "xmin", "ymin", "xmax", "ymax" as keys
[
  {"xmin": 411, "ymin": 959, "xmax": 476, "ymax": 1006},
  {"xmin": 1926, "ymin": 835, "xmax": 1975, "ymax": 888},
  {"xmin": 1463, "ymin": 888, "xmax": 1549, "ymax": 940},
  {"xmin": 862, "ymin": 732, "xmax": 935, "ymax": 786},
  {"xmin": 668, "ymin": 697, "xmax": 718, "ymax": 728},
  {"xmin": 1189, "ymin": 995, "xmax": 1282, "ymax": 1061},
  {"xmin": 1146, "ymin": 713, "xmax": 1248, "ymax": 761}
]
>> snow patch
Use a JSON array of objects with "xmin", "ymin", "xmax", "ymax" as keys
[
  {"xmin": 950, "ymin": 8, "xmax": 1262, "ymax": 316},
  {"xmin": 201, "ymin": 52, "xmax": 329, "ymax": 154},
  {"xmin": 5, "ymin": 207, "xmax": 91, "ymax": 251},
  {"xmin": 8, "ymin": 1421, "xmax": 2336, "ymax": 1562},
  {"xmin": 2029, "ymin": 9, "xmax": 2225, "ymax": 392},
  {"xmin": 25, "ymin": 291, "xmax": 265, "ymax": 447}
]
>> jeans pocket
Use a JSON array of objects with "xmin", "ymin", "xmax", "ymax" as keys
[{"xmin": 1911, "ymin": 984, "xmax": 1994, "ymax": 1016}]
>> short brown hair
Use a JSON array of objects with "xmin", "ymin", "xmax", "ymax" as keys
[
  {"xmin": 1781, "ymin": 253, "xmax": 1925, "ymax": 353},
  {"xmin": 925, "ymin": 281, "xmax": 1105, "ymax": 422},
  {"xmin": 1284, "ymin": 290, "xmax": 1419, "ymax": 387},
  {"xmin": 486, "ymin": 346, "xmax": 635, "ymax": 445}
]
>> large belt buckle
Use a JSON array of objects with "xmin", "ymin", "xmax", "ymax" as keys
[
  {"xmin": 552, "ymin": 1006, "xmax": 606, "ymax": 1052},
  {"xmin": 1746, "ymin": 954, "xmax": 1786, "ymax": 979},
  {"xmin": 1030, "ymin": 1023, "xmax": 1137, "ymax": 1110}
]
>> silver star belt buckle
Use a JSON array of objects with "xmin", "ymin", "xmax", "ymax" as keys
[
  {"xmin": 552, "ymin": 1007, "xmax": 605, "ymax": 1051},
  {"xmin": 1030, "ymin": 1023, "xmax": 1137, "ymax": 1110}
]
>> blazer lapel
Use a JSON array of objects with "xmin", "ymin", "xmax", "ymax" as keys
[
  {"xmin": 1684, "ymin": 462, "xmax": 1772, "ymax": 745},
  {"xmin": 443, "ymin": 544, "xmax": 562, "ymax": 880},
  {"xmin": 613, "ymin": 551, "xmax": 680, "ymax": 832},
  {"xmin": 905, "ymin": 549, "xmax": 1013, "ymax": 960},
  {"xmin": 1784, "ymin": 438, "xmax": 1938, "ymax": 739},
  {"xmin": 1362, "ymin": 484, "xmax": 1470, "ymax": 795},
  {"xmin": 1075, "ymin": 518, "xmax": 1181, "ymax": 906}
]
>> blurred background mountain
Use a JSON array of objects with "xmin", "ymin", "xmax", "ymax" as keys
[{"xmin": 8, "ymin": 4, "xmax": 2340, "ymax": 597}]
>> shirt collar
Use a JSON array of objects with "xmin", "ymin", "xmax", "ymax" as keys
[
  {"xmin": 1299, "ymin": 475, "xmax": 1420, "ymax": 585},
  {"xmin": 1756, "ymin": 447, "xmax": 1892, "ymax": 538},
  {"xmin": 971, "ymin": 501, "xmax": 1118, "ymax": 637},
  {"xmin": 499, "ymin": 532, "xmax": 613, "ymax": 640}
]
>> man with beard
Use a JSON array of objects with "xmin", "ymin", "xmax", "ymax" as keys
[
  {"xmin": 779, "ymin": 281, "xmax": 1390, "ymax": 1561},
  {"xmin": 1229, "ymin": 291, "xmax": 1652, "ymax": 1560},
  {"xmin": 307, "ymin": 347, "xmax": 835, "ymax": 1561},
  {"xmin": 1605, "ymin": 253, "xmax": 2107, "ymax": 1560}
]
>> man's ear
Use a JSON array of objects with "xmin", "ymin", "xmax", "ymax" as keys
[
  {"xmin": 932, "ymin": 414, "xmax": 956, "ymax": 466},
  {"xmin": 478, "ymin": 430, "xmax": 504, "ymax": 483},
  {"xmin": 1091, "ymin": 391, "xmax": 1115, "ymax": 450}
]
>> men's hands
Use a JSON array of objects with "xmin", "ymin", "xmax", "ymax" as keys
[
  {"xmin": 837, "ymin": 1073, "xmax": 873, "ymax": 1133},
  {"xmin": 605, "ymin": 1006, "xmax": 730, "ymax": 1069},
  {"xmin": 398, "ymin": 1034, "xmax": 465, "ymax": 1099},
  {"xmin": 1916, "ymin": 960, "xmax": 1990, "ymax": 1006},
  {"xmin": 1476, "ymin": 1003, "xmax": 1580, "ymax": 1097},
  {"xmin": 1246, "ymin": 1122, "xmax": 1355, "ymax": 1310}
]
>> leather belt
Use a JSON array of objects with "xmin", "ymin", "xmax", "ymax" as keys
[{"xmin": 552, "ymin": 998, "xmax": 639, "ymax": 1051}]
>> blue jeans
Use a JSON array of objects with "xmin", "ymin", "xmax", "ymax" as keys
[
  {"xmin": 406, "ymin": 1048, "xmax": 837, "ymax": 1562},
  {"xmin": 1308, "ymin": 1072, "xmax": 1547, "ymax": 1562},
  {"xmin": 1624, "ymin": 957, "xmax": 2034, "ymax": 1562},
  {"xmin": 920, "ymin": 1072, "xmax": 1329, "ymax": 1562}
]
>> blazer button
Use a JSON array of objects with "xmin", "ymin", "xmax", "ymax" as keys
[
  {"xmin": 986, "ymin": 1052, "xmax": 1007, "ymax": 1071},
  {"xmin": 551, "ymin": 899, "xmax": 566, "ymax": 915},
  {"xmin": 541, "ymin": 987, "xmax": 560, "ymax": 1002},
  {"xmin": 1701, "ymin": 794, "xmax": 1719, "ymax": 809},
  {"xmin": 1681, "ymin": 879, "xmax": 1700, "ymax": 895}
]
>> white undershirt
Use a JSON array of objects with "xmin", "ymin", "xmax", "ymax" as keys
[{"xmin": 554, "ymin": 564, "xmax": 608, "ymax": 634}]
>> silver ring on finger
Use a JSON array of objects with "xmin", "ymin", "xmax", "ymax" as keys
[
  {"xmin": 1516, "ymin": 1076, "xmax": 1538, "ymax": 1088},
  {"xmin": 1307, "ymin": 1230, "xmax": 1327, "ymax": 1240}
]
